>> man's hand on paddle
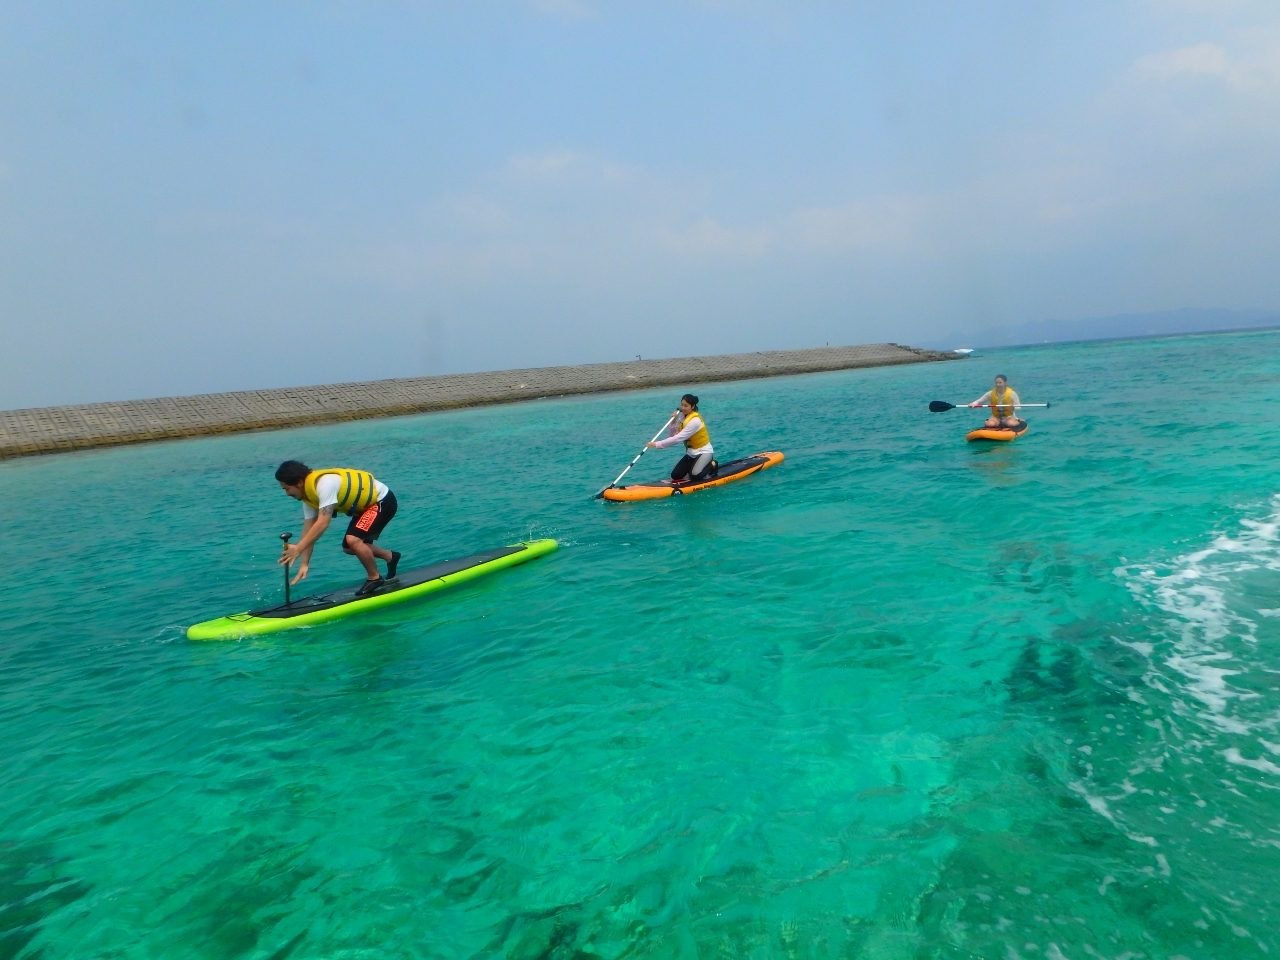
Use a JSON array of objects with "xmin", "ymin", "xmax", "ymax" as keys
[
  {"xmin": 279, "ymin": 542, "xmax": 312, "ymax": 584},
  {"xmin": 279, "ymin": 544, "xmax": 311, "ymax": 585},
  {"xmin": 277, "ymin": 511, "xmax": 327, "ymax": 584}
]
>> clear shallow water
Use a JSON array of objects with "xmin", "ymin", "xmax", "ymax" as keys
[{"xmin": 2, "ymin": 329, "xmax": 1279, "ymax": 959}]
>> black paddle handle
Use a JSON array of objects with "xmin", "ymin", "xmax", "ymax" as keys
[{"xmin": 280, "ymin": 532, "xmax": 293, "ymax": 606}]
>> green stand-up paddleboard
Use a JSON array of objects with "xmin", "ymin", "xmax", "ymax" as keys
[{"xmin": 187, "ymin": 538, "xmax": 558, "ymax": 641}]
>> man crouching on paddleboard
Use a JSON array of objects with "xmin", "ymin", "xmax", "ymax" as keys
[
  {"xmin": 647, "ymin": 393, "xmax": 717, "ymax": 484},
  {"xmin": 275, "ymin": 461, "xmax": 401, "ymax": 596}
]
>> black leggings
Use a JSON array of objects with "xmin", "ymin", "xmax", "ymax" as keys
[{"xmin": 671, "ymin": 452, "xmax": 716, "ymax": 483}]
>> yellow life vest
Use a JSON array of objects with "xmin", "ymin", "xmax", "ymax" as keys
[
  {"xmin": 681, "ymin": 412, "xmax": 710, "ymax": 449},
  {"xmin": 302, "ymin": 468, "xmax": 379, "ymax": 513},
  {"xmin": 989, "ymin": 387, "xmax": 1016, "ymax": 419}
]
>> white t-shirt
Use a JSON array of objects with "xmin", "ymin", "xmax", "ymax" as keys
[{"xmin": 303, "ymin": 474, "xmax": 389, "ymax": 519}]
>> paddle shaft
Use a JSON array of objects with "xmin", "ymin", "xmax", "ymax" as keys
[
  {"xmin": 280, "ymin": 532, "xmax": 293, "ymax": 606},
  {"xmin": 598, "ymin": 416, "xmax": 675, "ymax": 495},
  {"xmin": 971, "ymin": 403, "xmax": 1049, "ymax": 408},
  {"xmin": 930, "ymin": 400, "xmax": 1051, "ymax": 412}
]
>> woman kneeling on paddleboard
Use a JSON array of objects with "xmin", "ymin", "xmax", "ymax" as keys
[
  {"xmin": 969, "ymin": 375, "xmax": 1023, "ymax": 429},
  {"xmin": 647, "ymin": 394, "xmax": 717, "ymax": 484}
]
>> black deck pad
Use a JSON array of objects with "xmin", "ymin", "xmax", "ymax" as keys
[
  {"xmin": 252, "ymin": 545, "xmax": 525, "ymax": 618},
  {"xmin": 625, "ymin": 454, "xmax": 769, "ymax": 489}
]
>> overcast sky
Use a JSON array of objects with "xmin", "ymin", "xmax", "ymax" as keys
[{"xmin": 3, "ymin": 1, "xmax": 1279, "ymax": 408}]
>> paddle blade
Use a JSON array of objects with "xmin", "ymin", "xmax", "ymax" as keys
[{"xmin": 928, "ymin": 400, "xmax": 957, "ymax": 412}]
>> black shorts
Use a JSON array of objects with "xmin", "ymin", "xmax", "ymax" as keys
[{"xmin": 343, "ymin": 490, "xmax": 397, "ymax": 545}]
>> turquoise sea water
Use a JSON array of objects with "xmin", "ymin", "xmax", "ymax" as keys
[{"xmin": 2, "ymin": 329, "xmax": 1279, "ymax": 959}]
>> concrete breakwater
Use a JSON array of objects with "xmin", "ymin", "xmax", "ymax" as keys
[{"xmin": 0, "ymin": 343, "xmax": 959, "ymax": 459}]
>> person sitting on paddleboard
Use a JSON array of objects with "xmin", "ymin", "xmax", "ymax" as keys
[
  {"xmin": 969, "ymin": 375, "xmax": 1023, "ymax": 429},
  {"xmin": 647, "ymin": 394, "xmax": 717, "ymax": 484},
  {"xmin": 275, "ymin": 461, "xmax": 401, "ymax": 596}
]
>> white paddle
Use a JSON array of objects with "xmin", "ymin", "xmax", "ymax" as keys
[
  {"xmin": 595, "ymin": 416, "xmax": 675, "ymax": 498},
  {"xmin": 929, "ymin": 400, "xmax": 1051, "ymax": 412}
]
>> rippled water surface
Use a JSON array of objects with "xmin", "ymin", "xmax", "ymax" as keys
[{"xmin": 3, "ymin": 330, "xmax": 1279, "ymax": 959}]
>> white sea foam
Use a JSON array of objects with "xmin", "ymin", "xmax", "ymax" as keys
[
  {"xmin": 1067, "ymin": 781, "xmax": 1159, "ymax": 847},
  {"xmin": 1115, "ymin": 495, "xmax": 1280, "ymax": 740},
  {"xmin": 1224, "ymin": 748, "xmax": 1280, "ymax": 778}
]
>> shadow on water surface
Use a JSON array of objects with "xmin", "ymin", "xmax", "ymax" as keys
[{"xmin": 0, "ymin": 839, "xmax": 92, "ymax": 960}]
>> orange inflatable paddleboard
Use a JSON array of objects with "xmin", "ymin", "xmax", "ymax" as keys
[
  {"xmin": 966, "ymin": 421, "xmax": 1028, "ymax": 442},
  {"xmin": 600, "ymin": 451, "xmax": 784, "ymax": 502}
]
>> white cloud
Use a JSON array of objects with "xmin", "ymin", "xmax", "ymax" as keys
[
  {"xmin": 660, "ymin": 216, "xmax": 770, "ymax": 258},
  {"xmin": 500, "ymin": 149, "xmax": 641, "ymax": 187},
  {"xmin": 1104, "ymin": 26, "xmax": 1280, "ymax": 161},
  {"xmin": 1132, "ymin": 42, "xmax": 1230, "ymax": 80},
  {"xmin": 1128, "ymin": 29, "xmax": 1280, "ymax": 94},
  {"xmin": 443, "ymin": 195, "xmax": 512, "ymax": 234},
  {"xmin": 503, "ymin": 149, "xmax": 578, "ymax": 180},
  {"xmin": 1222, "ymin": 26, "xmax": 1280, "ymax": 93},
  {"xmin": 1143, "ymin": 0, "xmax": 1266, "ymax": 12},
  {"xmin": 782, "ymin": 196, "xmax": 929, "ymax": 254},
  {"xmin": 525, "ymin": 0, "xmax": 596, "ymax": 20},
  {"xmin": 650, "ymin": 195, "xmax": 939, "ymax": 262}
]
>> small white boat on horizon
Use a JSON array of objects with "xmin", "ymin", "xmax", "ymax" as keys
[{"xmin": 953, "ymin": 347, "xmax": 975, "ymax": 355}]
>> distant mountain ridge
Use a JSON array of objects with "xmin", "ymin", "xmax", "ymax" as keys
[{"xmin": 938, "ymin": 308, "xmax": 1280, "ymax": 351}]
